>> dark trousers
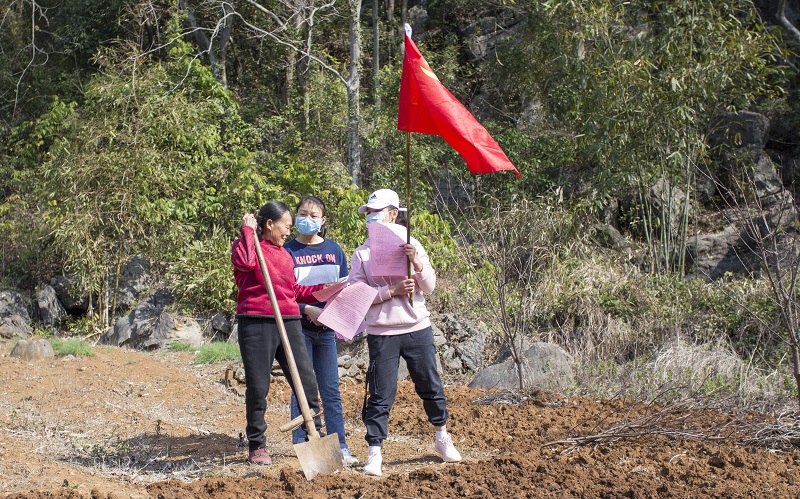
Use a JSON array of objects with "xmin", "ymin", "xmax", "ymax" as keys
[
  {"xmin": 363, "ymin": 326, "xmax": 449, "ymax": 446},
  {"xmin": 238, "ymin": 317, "xmax": 322, "ymax": 451}
]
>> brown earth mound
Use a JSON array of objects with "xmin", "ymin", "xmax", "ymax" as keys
[{"xmin": 1, "ymin": 343, "xmax": 799, "ymax": 498}]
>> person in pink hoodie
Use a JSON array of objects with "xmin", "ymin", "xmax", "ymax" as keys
[
  {"xmin": 231, "ymin": 201, "xmax": 325, "ymax": 466},
  {"xmin": 349, "ymin": 189, "xmax": 462, "ymax": 476}
]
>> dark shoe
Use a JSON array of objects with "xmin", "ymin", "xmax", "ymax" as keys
[{"xmin": 248, "ymin": 448, "xmax": 272, "ymax": 465}]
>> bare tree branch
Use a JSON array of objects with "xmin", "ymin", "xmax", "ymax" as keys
[{"xmin": 777, "ymin": 0, "xmax": 800, "ymax": 46}]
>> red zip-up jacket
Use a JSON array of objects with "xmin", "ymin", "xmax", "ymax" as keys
[{"xmin": 231, "ymin": 226, "xmax": 323, "ymax": 318}]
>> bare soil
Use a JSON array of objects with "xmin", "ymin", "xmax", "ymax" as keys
[{"xmin": 1, "ymin": 342, "xmax": 799, "ymax": 498}]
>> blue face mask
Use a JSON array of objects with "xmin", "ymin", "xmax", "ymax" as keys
[
  {"xmin": 365, "ymin": 211, "xmax": 386, "ymax": 225},
  {"xmin": 296, "ymin": 216, "xmax": 322, "ymax": 235}
]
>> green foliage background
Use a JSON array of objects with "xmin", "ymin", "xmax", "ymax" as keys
[{"xmin": 1, "ymin": 0, "xmax": 799, "ymax": 404}]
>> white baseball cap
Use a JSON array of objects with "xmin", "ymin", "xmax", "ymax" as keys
[{"xmin": 358, "ymin": 189, "xmax": 406, "ymax": 214}]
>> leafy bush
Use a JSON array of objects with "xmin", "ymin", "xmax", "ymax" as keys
[{"xmin": 167, "ymin": 227, "xmax": 237, "ymax": 313}]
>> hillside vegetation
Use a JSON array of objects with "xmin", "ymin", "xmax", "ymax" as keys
[{"xmin": 1, "ymin": 0, "xmax": 800, "ymax": 410}]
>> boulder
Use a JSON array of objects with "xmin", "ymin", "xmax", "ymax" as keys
[
  {"xmin": 10, "ymin": 338, "xmax": 55, "ymax": 361},
  {"xmin": 99, "ymin": 289, "xmax": 202, "ymax": 350},
  {"xmin": 111, "ymin": 256, "xmax": 151, "ymax": 314},
  {"xmin": 35, "ymin": 284, "xmax": 67, "ymax": 328},
  {"xmin": 0, "ymin": 290, "xmax": 33, "ymax": 338},
  {"xmin": 436, "ymin": 314, "xmax": 487, "ymax": 372},
  {"xmin": 707, "ymin": 110, "xmax": 770, "ymax": 152},
  {"xmin": 649, "ymin": 177, "xmax": 692, "ymax": 233},
  {"xmin": 50, "ymin": 275, "xmax": 89, "ymax": 315},
  {"xmin": 685, "ymin": 225, "xmax": 751, "ymax": 280},
  {"xmin": 211, "ymin": 312, "xmax": 233, "ymax": 338},
  {"xmin": 227, "ymin": 322, "xmax": 239, "ymax": 344},
  {"xmin": 589, "ymin": 223, "xmax": 631, "ymax": 256},
  {"xmin": 463, "ymin": 9, "xmax": 528, "ymax": 62},
  {"xmin": 138, "ymin": 312, "xmax": 204, "ymax": 350},
  {"xmin": 469, "ymin": 342, "xmax": 574, "ymax": 391}
]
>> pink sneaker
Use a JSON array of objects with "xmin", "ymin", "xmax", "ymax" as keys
[{"xmin": 248, "ymin": 448, "xmax": 272, "ymax": 465}]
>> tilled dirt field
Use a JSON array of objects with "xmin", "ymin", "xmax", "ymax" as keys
[{"xmin": 1, "ymin": 342, "xmax": 799, "ymax": 498}]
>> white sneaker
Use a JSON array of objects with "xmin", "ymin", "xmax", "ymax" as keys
[
  {"xmin": 434, "ymin": 434, "xmax": 462, "ymax": 462},
  {"xmin": 341, "ymin": 447, "xmax": 359, "ymax": 466},
  {"xmin": 363, "ymin": 450, "xmax": 382, "ymax": 476}
]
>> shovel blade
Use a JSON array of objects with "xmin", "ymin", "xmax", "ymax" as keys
[{"xmin": 294, "ymin": 433, "xmax": 343, "ymax": 480}]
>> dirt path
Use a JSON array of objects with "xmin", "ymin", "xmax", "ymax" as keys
[{"xmin": 1, "ymin": 342, "xmax": 799, "ymax": 498}]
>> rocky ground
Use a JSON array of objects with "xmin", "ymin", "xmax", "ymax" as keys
[{"xmin": 1, "ymin": 341, "xmax": 799, "ymax": 498}]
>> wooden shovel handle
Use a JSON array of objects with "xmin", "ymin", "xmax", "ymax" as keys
[{"xmin": 253, "ymin": 237, "xmax": 321, "ymax": 439}]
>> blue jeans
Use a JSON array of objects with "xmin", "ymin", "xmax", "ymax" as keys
[{"xmin": 291, "ymin": 328, "xmax": 348, "ymax": 449}]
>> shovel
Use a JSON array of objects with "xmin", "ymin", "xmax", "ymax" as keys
[{"xmin": 253, "ymin": 236, "xmax": 343, "ymax": 480}]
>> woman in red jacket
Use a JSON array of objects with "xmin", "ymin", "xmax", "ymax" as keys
[{"xmin": 231, "ymin": 201, "xmax": 325, "ymax": 465}]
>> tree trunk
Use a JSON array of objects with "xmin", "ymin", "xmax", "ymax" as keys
[
  {"xmin": 181, "ymin": 0, "xmax": 230, "ymax": 88},
  {"xmin": 372, "ymin": 0, "xmax": 380, "ymax": 108},
  {"xmin": 347, "ymin": 0, "xmax": 362, "ymax": 186},
  {"xmin": 778, "ymin": 0, "xmax": 800, "ymax": 46},
  {"xmin": 300, "ymin": 0, "xmax": 313, "ymax": 126},
  {"xmin": 387, "ymin": 0, "xmax": 395, "ymax": 60},
  {"xmin": 400, "ymin": 0, "xmax": 407, "ymax": 52}
]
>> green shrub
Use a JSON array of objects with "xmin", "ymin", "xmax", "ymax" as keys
[
  {"xmin": 49, "ymin": 338, "xmax": 95, "ymax": 357},
  {"xmin": 169, "ymin": 341, "xmax": 195, "ymax": 352},
  {"xmin": 194, "ymin": 341, "xmax": 241, "ymax": 364}
]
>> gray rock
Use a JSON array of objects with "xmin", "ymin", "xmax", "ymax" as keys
[
  {"xmin": 589, "ymin": 223, "xmax": 631, "ymax": 256},
  {"xmin": 688, "ymin": 154, "xmax": 796, "ymax": 280},
  {"xmin": 0, "ymin": 290, "xmax": 33, "ymax": 338},
  {"xmin": 436, "ymin": 314, "xmax": 487, "ymax": 372},
  {"xmin": 685, "ymin": 225, "xmax": 754, "ymax": 280},
  {"xmin": 111, "ymin": 256, "xmax": 151, "ymax": 314},
  {"xmin": 463, "ymin": 9, "xmax": 528, "ymax": 62},
  {"xmin": 100, "ymin": 289, "xmax": 184, "ymax": 350},
  {"xmin": 494, "ymin": 335, "xmax": 535, "ymax": 364},
  {"xmin": 35, "ymin": 284, "xmax": 67, "ymax": 328},
  {"xmin": 469, "ymin": 342, "xmax": 574, "ymax": 391},
  {"xmin": 649, "ymin": 177, "xmax": 692, "ymax": 233},
  {"xmin": 227, "ymin": 323, "xmax": 239, "ymax": 344},
  {"xmin": 139, "ymin": 312, "xmax": 203, "ymax": 350},
  {"xmin": 50, "ymin": 275, "xmax": 89, "ymax": 314},
  {"xmin": 211, "ymin": 312, "xmax": 233, "ymax": 337},
  {"xmin": 10, "ymin": 338, "xmax": 55, "ymax": 361},
  {"xmin": 708, "ymin": 110, "xmax": 770, "ymax": 152}
]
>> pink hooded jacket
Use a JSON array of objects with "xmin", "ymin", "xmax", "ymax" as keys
[{"xmin": 349, "ymin": 235, "xmax": 436, "ymax": 336}]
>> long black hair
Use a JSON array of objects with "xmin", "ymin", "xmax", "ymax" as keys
[
  {"xmin": 256, "ymin": 201, "xmax": 292, "ymax": 235},
  {"xmin": 296, "ymin": 195, "xmax": 327, "ymax": 238}
]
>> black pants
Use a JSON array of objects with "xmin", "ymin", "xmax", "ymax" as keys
[
  {"xmin": 238, "ymin": 317, "xmax": 322, "ymax": 451},
  {"xmin": 363, "ymin": 326, "xmax": 449, "ymax": 446}
]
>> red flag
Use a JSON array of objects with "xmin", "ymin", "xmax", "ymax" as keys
[{"xmin": 398, "ymin": 26, "xmax": 521, "ymax": 178}]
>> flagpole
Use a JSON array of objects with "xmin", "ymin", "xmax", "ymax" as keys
[{"xmin": 405, "ymin": 131, "xmax": 413, "ymax": 305}]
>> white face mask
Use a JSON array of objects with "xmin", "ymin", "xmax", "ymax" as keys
[{"xmin": 365, "ymin": 211, "xmax": 386, "ymax": 225}]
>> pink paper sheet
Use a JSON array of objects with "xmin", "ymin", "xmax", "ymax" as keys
[
  {"xmin": 316, "ymin": 282, "xmax": 378, "ymax": 340},
  {"xmin": 367, "ymin": 223, "xmax": 408, "ymax": 277}
]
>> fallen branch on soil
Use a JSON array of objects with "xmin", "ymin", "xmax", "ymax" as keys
[
  {"xmin": 542, "ymin": 401, "xmax": 738, "ymax": 454},
  {"xmin": 473, "ymin": 388, "xmax": 568, "ymax": 408},
  {"xmin": 738, "ymin": 411, "xmax": 800, "ymax": 451}
]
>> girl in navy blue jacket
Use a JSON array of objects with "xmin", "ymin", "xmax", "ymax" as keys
[{"xmin": 284, "ymin": 195, "xmax": 358, "ymax": 466}]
